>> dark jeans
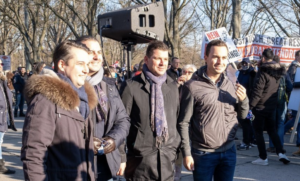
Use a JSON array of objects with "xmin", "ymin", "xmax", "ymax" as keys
[
  {"xmin": 284, "ymin": 110, "xmax": 300, "ymax": 147},
  {"xmin": 14, "ymin": 92, "xmax": 24, "ymax": 115},
  {"xmin": 238, "ymin": 118, "xmax": 255, "ymax": 145},
  {"xmin": 269, "ymin": 102, "xmax": 286, "ymax": 148},
  {"xmin": 253, "ymin": 109, "xmax": 284, "ymax": 160},
  {"xmin": 96, "ymin": 155, "xmax": 113, "ymax": 181},
  {"xmin": 192, "ymin": 145, "xmax": 236, "ymax": 181}
]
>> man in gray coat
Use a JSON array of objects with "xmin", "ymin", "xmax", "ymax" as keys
[
  {"xmin": 178, "ymin": 40, "xmax": 249, "ymax": 181},
  {"xmin": 78, "ymin": 36, "xmax": 130, "ymax": 181},
  {"xmin": 120, "ymin": 41, "xmax": 181, "ymax": 181}
]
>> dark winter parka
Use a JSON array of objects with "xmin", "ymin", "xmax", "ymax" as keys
[
  {"xmin": 21, "ymin": 73, "xmax": 98, "ymax": 181},
  {"xmin": 120, "ymin": 73, "xmax": 181, "ymax": 181},
  {"xmin": 250, "ymin": 61, "xmax": 286, "ymax": 112},
  {"xmin": 0, "ymin": 74, "xmax": 17, "ymax": 132}
]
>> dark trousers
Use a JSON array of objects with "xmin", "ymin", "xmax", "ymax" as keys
[
  {"xmin": 253, "ymin": 109, "xmax": 284, "ymax": 160},
  {"xmin": 14, "ymin": 92, "xmax": 24, "ymax": 115},
  {"xmin": 192, "ymin": 145, "xmax": 236, "ymax": 181},
  {"xmin": 238, "ymin": 118, "xmax": 255, "ymax": 145},
  {"xmin": 96, "ymin": 155, "xmax": 113, "ymax": 181}
]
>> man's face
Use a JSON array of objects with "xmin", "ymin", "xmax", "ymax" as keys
[
  {"xmin": 61, "ymin": 47, "xmax": 90, "ymax": 88},
  {"xmin": 171, "ymin": 58, "xmax": 180, "ymax": 69},
  {"xmin": 21, "ymin": 68, "xmax": 26, "ymax": 74},
  {"xmin": 241, "ymin": 62, "xmax": 250, "ymax": 70},
  {"xmin": 204, "ymin": 46, "xmax": 228, "ymax": 76},
  {"xmin": 82, "ymin": 40, "xmax": 103, "ymax": 75},
  {"xmin": 144, "ymin": 49, "xmax": 169, "ymax": 76},
  {"xmin": 296, "ymin": 54, "xmax": 300, "ymax": 62}
]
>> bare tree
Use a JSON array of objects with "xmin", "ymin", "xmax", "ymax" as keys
[{"xmin": 231, "ymin": 0, "xmax": 242, "ymax": 39}]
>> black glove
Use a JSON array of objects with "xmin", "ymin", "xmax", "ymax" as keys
[{"xmin": 102, "ymin": 137, "xmax": 116, "ymax": 154}]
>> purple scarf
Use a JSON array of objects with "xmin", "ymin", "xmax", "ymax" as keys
[{"xmin": 143, "ymin": 64, "xmax": 168, "ymax": 147}]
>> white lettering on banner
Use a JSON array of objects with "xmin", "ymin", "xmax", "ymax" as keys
[{"xmin": 233, "ymin": 34, "xmax": 300, "ymax": 64}]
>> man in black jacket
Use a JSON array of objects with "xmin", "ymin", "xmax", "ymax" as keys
[
  {"xmin": 78, "ymin": 36, "xmax": 130, "ymax": 181},
  {"xmin": 13, "ymin": 67, "xmax": 28, "ymax": 117},
  {"xmin": 120, "ymin": 41, "xmax": 181, "ymax": 181},
  {"xmin": 250, "ymin": 48, "xmax": 290, "ymax": 166},
  {"xmin": 167, "ymin": 57, "xmax": 182, "ymax": 81},
  {"xmin": 237, "ymin": 58, "xmax": 257, "ymax": 150}
]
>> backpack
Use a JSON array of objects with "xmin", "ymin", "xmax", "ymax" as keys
[{"xmin": 277, "ymin": 76, "xmax": 288, "ymax": 104}]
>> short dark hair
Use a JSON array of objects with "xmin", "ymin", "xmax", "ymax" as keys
[
  {"xmin": 262, "ymin": 48, "xmax": 274, "ymax": 61},
  {"xmin": 273, "ymin": 55, "xmax": 280, "ymax": 63},
  {"xmin": 146, "ymin": 40, "xmax": 169, "ymax": 57},
  {"xmin": 171, "ymin": 57, "xmax": 179, "ymax": 62},
  {"xmin": 205, "ymin": 40, "xmax": 228, "ymax": 56},
  {"xmin": 76, "ymin": 35, "xmax": 98, "ymax": 43},
  {"xmin": 295, "ymin": 50, "xmax": 300, "ymax": 57},
  {"xmin": 53, "ymin": 40, "xmax": 90, "ymax": 72}
]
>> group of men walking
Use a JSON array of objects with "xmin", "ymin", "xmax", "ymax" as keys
[{"xmin": 0, "ymin": 37, "xmax": 293, "ymax": 181}]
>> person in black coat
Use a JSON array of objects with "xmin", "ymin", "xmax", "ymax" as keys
[
  {"xmin": 13, "ymin": 67, "xmax": 28, "ymax": 117},
  {"xmin": 167, "ymin": 57, "xmax": 182, "ymax": 82},
  {"xmin": 237, "ymin": 58, "xmax": 257, "ymax": 150},
  {"xmin": 78, "ymin": 36, "xmax": 130, "ymax": 181},
  {"xmin": 120, "ymin": 41, "xmax": 181, "ymax": 181}
]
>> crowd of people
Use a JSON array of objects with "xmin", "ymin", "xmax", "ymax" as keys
[{"xmin": 0, "ymin": 37, "xmax": 299, "ymax": 181}]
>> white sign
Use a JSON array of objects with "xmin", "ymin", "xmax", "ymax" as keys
[
  {"xmin": 0, "ymin": 55, "xmax": 11, "ymax": 71},
  {"xmin": 288, "ymin": 68, "xmax": 300, "ymax": 111},
  {"xmin": 201, "ymin": 27, "xmax": 242, "ymax": 63}
]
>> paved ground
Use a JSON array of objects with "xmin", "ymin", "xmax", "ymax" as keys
[{"xmin": 1, "ymin": 116, "xmax": 300, "ymax": 181}]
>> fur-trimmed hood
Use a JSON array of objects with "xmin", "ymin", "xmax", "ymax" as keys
[
  {"xmin": 0, "ymin": 73, "xmax": 6, "ymax": 81},
  {"xmin": 24, "ymin": 73, "xmax": 98, "ymax": 111},
  {"xmin": 260, "ymin": 61, "xmax": 286, "ymax": 80}
]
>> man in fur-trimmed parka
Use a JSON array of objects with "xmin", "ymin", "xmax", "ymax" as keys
[{"xmin": 21, "ymin": 40, "xmax": 98, "ymax": 181}]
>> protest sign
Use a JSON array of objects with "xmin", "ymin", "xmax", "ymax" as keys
[
  {"xmin": 201, "ymin": 27, "xmax": 242, "ymax": 63},
  {"xmin": 0, "ymin": 55, "xmax": 11, "ymax": 71},
  {"xmin": 234, "ymin": 34, "xmax": 300, "ymax": 64}
]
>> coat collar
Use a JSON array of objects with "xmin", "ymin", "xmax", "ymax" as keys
[{"xmin": 24, "ymin": 74, "xmax": 98, "ymax": 111}]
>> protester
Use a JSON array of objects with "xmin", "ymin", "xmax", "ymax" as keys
[
  {"xmin": 167, "ymin": 57, "xmax": 182, "ymax": 81},
  {"xmin": 120, "ymin": 41, "xmax": 181, "ymax": 181},
  {"xmin": 21, "ymin": 40, "xmax": 98, "ymax": 180},
  {"xmin": 177, "ymin": 64, "xmax": 197, "ymax": 85},
  {"xmin": 237, "ymin": 57, "xmax": 257, "ymax": 150},
  {"xmin": 33, "ymin": 62, "xmax": 46, "ymax": 75},
  {"xmin": 13, "ymin": 67, "xmax": 28, "ymax": 117},
  {"xmin": 287, "ymin": 50, "xmax": 300, "ymax": 83},
  {"xmin": 178, "ymin": 40, "xmax": 249, "ymax": 181},
  {"xmin": 285, "ymin": 50, "xmax": 300, "ymax": 156},
  {"xmin": 267, "ymin": 56, "xmax": 293, "ymax": 152},
  {"xmin": 5, "ymin": 72, "xmax": 14, "ymax": 91},
  {"xmin": 78, "ymin": 36, "xmax": 130, "ymax": 181},
  {"xmin": 0, "ymin": 60, "xmax": 17, "ymax": 175},
  {"xmin": 250, "ymin": 48, "xmax": 290, "ymax": 165}
]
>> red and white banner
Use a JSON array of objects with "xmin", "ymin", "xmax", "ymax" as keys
[{"xmin": 234, "ymin": 34, "xmax": 300, "ymax": 64}]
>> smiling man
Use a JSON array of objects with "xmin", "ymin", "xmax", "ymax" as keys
[
  {"xmin": 21, "ymin": 40, "xmax": 98, "ymax": 180},
  {"xmin": 120, "ymin": 41, "xmax": 181, "ymax": 181},
  {"xmin": 178, "ymin": 40, "xmax": 249, "ymax": 181},
  {"xmin": 77, "ymin": 36, "xmax": 130, "ymax": 181}
]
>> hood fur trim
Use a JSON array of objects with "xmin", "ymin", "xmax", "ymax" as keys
[
  {"xmin": 25, "ymin": 75, "xmax": 97, "ymax": 111},
  {"xmin": 0, "ymin": 73, "xmax": 6, "ymax": 81},
  {"xmin": 260, "ymin": 62, "xmax": 286, "ymax": 80}
]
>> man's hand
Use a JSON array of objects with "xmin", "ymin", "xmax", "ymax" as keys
[
  {"xmin": 117, "ymin": 162, "xmax": 126, "ymax": 176},
  {"xmin": 177, "ymin": 75, "xmax": 188, "ymax": 85},
  {"xmin": 236, "ymin": 83, "xmax": 247, "ymax": 101},
  {"xmin": 103, "ymin": 137, "xmax": 116, "ymax": 154},
  {"xmin": 183, "ymin": 156, "xmax": 194, "ymax": 171},
  {"xmin": 93, "ymin": 137, "xmax": 102, "ymax": 155}
]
